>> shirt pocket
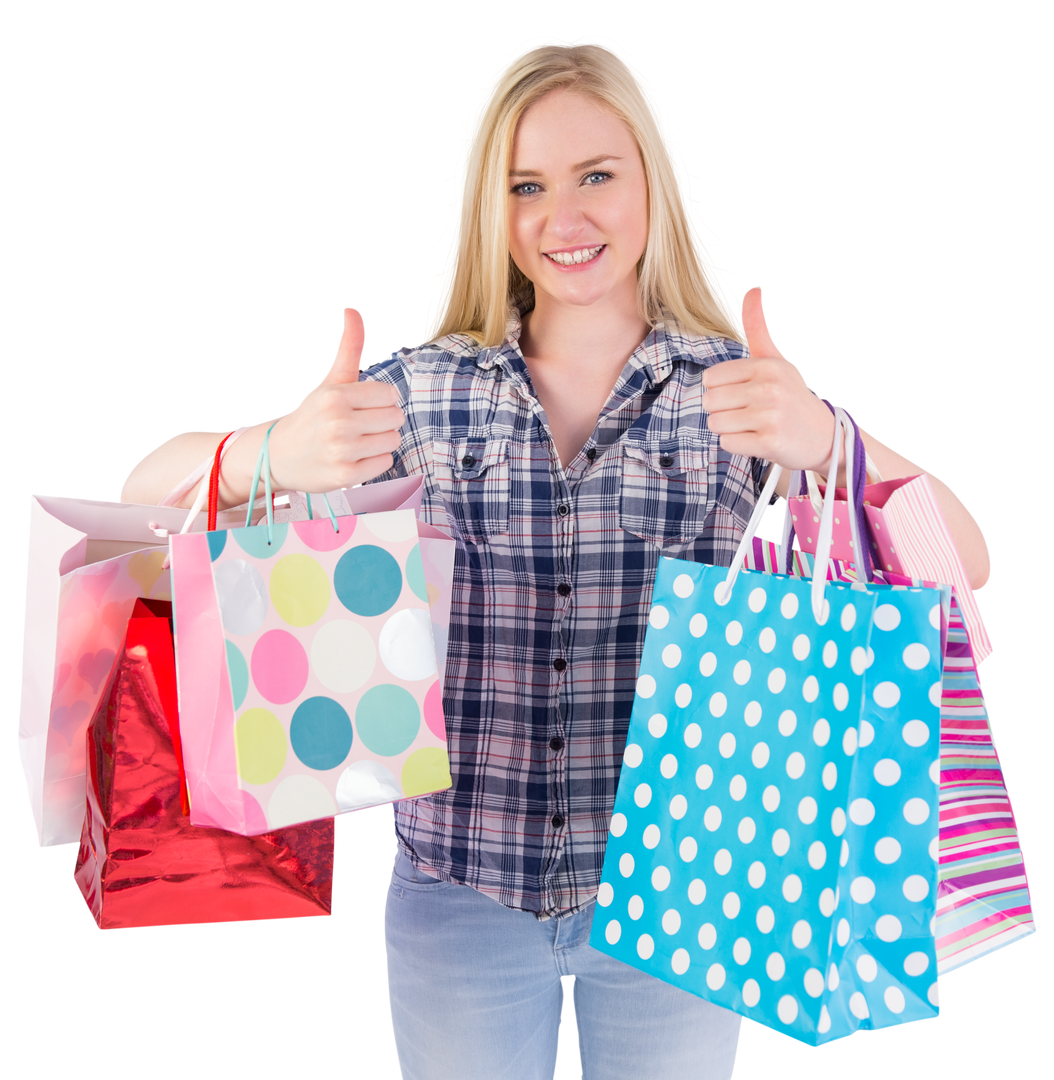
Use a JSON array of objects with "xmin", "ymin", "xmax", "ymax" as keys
[
  {"xmin": 618, "ymin": 441, "xmax": 713, "ymax": 546},
  {"xmin": 432, "ymin": 439, "xmax": 511, "ymax": 543}
]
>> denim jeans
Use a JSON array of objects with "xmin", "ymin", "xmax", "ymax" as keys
[{"xmin": 385, "ymin": 850, "xmax": 741, "ymax": 1080}]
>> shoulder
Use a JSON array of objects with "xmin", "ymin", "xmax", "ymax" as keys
[
  {"xmin": 662, "ymin": 326, "xmax": 748, "ymax": 370},
  {"xmin": 360, "ymin": 334, "xmax": 487, "ymax": 383}
]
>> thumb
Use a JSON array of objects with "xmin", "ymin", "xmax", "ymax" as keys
[
  {"xmin": 742, "ymin": 287, "xmax": 784, "ymax": 360},
  {"xmin": 322, "ymin": 308, "xmax": 365, "ymax": 385}
]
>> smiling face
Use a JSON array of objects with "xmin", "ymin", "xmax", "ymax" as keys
[{"xmin": 507, "ymin": 88, "xmax": 649, "ymax": 316}]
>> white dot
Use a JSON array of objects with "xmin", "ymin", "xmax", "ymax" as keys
[
  {"xmin": 726, "ymin": 620, "xmax": 743, "ymax": 646},
  {"xmin": 714, "ymin": 849, "xmax": 732, "ymax": 875},
  {"xmin": 856, "ymin": 954, "xmax": 878, "ymax": 982},
  {"xmin": 792, "ymin": 634, "xmax": 811, "ymax": 660},
  {"xmin": 698, "ymin": 922, "xmax": 717, "ymax": 949},
  {"xmin": 706, "ymin": 963, "xmax": 726, "ymax": 990},
  {"xmin": 928, "ymin": 682, "xmax": 942, "ymax": 707},
  {"xmin": 711, "ymin": 693, "xmax": 729, "ymax": 719},
  {"xmin": 782, "ymin": 874, "xmax": 803, "ymax": 902},
  {"xmin": 660, "ymin": 753, "xmax": 678, "ymax": 779},
  {"xmin": 808, "ymin": 841, "xmax": 827, "ymax": 869},
  {"xmin": 758, "ymin": 627, "xmax": 777, "ymax": 653},
  {"xmin": 744, "ymin": 700, "xmax": 763, "ymax": 726},
  {"xmin": 904, "ymin": 798, "xmax": 931, "ymax": 825},
  {"xmin": 756, "ymin": 905, "xmax": 776, "ymax": 933},
  {"xmin": 643, "ymin": 824, "xmax": 661, "ymax": 849},
  {"xmin": 786, "ymin": 752, "xmax": 805, "ymax": 779},
  {"xmin": 751, "ymin": 742, "xmax": 770, "ymax": 768},
  {"xmin": 822, "ymin": 762, "xmax": 838, "ymax": 790},
  {"xmin": 597, "ymin": 882, "xmax": 614, "ymax": 907},
  {"xmin": 792, "ymin": 919, "xmax": 813, "ymax": 949},
  {"xmin": 670, "ymin": 794, "xmax": 688, "ymax": 820},
  {"xmin": 929, "ymin": 759, "xmax": 940, "ymax": 783},
  {"xmin": 619, "ymin": 853, "xmax": 635, "ymax": 877},
  {"xmin": 858, "ymin": 719, "xmax": 875, "ymax": 748},
  {"xmin": 802, "ymin": 675, "xmax": 820, "ymax": 702},
  {"xmin": 733, "ymin": 936, "xmax": 752, "ymax": 964},
  {"xmin": 777, "ymin": 995, "xmax": 799, "ymax": 1025},
  {"xmin": 719, "ymin": 732, "xmax": 736, "ymax": 757},
  {"xmin": 822, "ymin": 641, "xmax": 838, "ymax": 668},
  {"xmin": 688, "ymin": 879, "xmax": 707, "ymax": 905},
  {"xmin": 831, "ymin": 807, "xmax": 847, "ymax": 836},
  {"xmin": 729, "ymin": 775, "xmax": 747, "ymax": 802},
  {"xmin": 766, "ymin": 952, "xmax": 786, "ymax": 980},
  {"xmin": 685, "ymin": 723, "xmax": 702, "ymax": 748},
  {"xmin": 767, "ymin": 667, "xmax": 787, "ymax": 693},
  {"xmin": 849, "ymin": 798, "xmax": 874, "ymax": 825},
  {"xmin": 903, "ymin": 874, "xmax": 930, "ymax": 902},
  {"xmin": 781, "ymin": 594, "xmax": 799, "ymax": 619},
  {"xmin": 772, "ymin": 829, "xmax": 790, "ymax": 856},
  {"xmin": 798, "ymin": 797, "xmax": 818, "ymax": 825},
  {"xmin": 840, "ymin": 839, "xmax": 849, "ymax": 866},
  {"xmin": 874, "ymin": 681, "xmax": 901, "ymax": 708},
  {"xmin": 649, "ymin": 605, "xmax": 670, "ymax": 629},
  {"xmin": 928, "ymin": 982, "xmax": 940, "ymax": 1007},
  {"xmin": 610, "ymin": 812, "xmax": 628, "ymax": 837},
  {"xmin": 884, "ymin": 986, "xmax": 906, "ymax": 1014},
  {"xmin": 837, "ymin": 918, "xmax": 850, "ymax": 946},
  {"xmin": 850, "ymin": 646, "xmax": 867, "ymax": 675},
  {"xmin": 929, "ymin": 836, "xmax": 939, "ymax": 860},
  {"xmin": 742, "ymin": 979, "xmax": 761, "ymax": 1007},
  {"xmin": 874, "ymin": 758, "xmax": 902, "ymax": 786},
  {"xmin": 699, "ymin": 652, "xmax": 717, "ymax": 677},
  {"xmin": 634, "ymin": 783, "xmax": 652, "ymax": 808},
  {"xmin": 748, "ymin": 587, "xmax": 768, "ymax": 612},
  {"xmin": 849, "ymin": 991, "xmax": 870, "ymax": 1019},
  {"xmin": 819, "ymin": 887, "xmax": 836, "ymax": 917},
  {"xmin": 904, "ymin": 951, "xmax": 930, "ymax": 976},
  {"xmin": 673, "ymin": 573, "xmax": 695, "ymax": 598},
  {"xmin": 712, "ymin": 581, "xmax": 731, "ymax": 606},
  {"xmin": 778, "ymin": 709, "xmax": 797, "ymax": 736},
  {"xmin": 637, "ymin": 934, "xmax": 655, "ymax": 959},
  {"xmin": 636, "ymin": 674, "xmax": 656, "ymax": 698},
  {"xmin": 874, "ymin": 603, "xmax": 901, "ymax": 631},
  {"xmin": 696, "ymin": 763, "xmax": 713, "ymax": 789},
  {"xmin": 867, "ymin": 647, "xmax": 876, "ymax": 668},
  {"xmin": 648, "ymin": 713, "xmax": 668, "ymax": 738},
  {"xmin": 903, "ymin": 643, "xmax": 930, "ymax": 670},
  {"xmin": 675, "ymin": 684, "xmax": 692, "ymax": 708},
  {"xmin": 876, "ymin": 914, "xmax": 903, "ymax": 942},
  {"xmin": 818, "ymin": 1006, "xmax": 832, "ymax": 1033},
  {"xmin": 623, "ymin": 743, "xmax": 643, "ymax": 768},
  {"xmin": 738, "ymin": 816, "xmax": 757, "ymax": 843},
  {"xmin": 842, "ymin": 727, "xmax": 858, "ymax": 756},
  {"xmin": 628, "ymin": 894, "xmax": 644, "ymax": 920},
  {"xmin": 850, "ymin": 876, "xmax": 876, "ymax": 904},
  {"xmin": 813, "ymin": 718, "xmax": 830, "ymax": 746},
  {"xmin": 722, "ymin": 892, "xmax": 741, "ymax": 918},
  {"xmin": 605, "ymin": 919, "xmax": 621, "ymax": 944},
  {"xmin": 841, "ymin": 604, "xmax": 857, "ymax": 631},
  {"xmin": 662, "ymin": 908, "xmax": 682, "ymax": 935},
  {"xmin": 903, "ymin": 719, "xmax": 930, "ymax": 747},
  {"xmin": 763, "ymin": 785, "xmax": 781, "ymax": 812},
  {"xmin": 748, "ymin": 860, "xmax": 767, "ymax": 888},
  {"xmin": 671, "ymin": 948, "xmax": 691, "ymax": 975},
  {"xmin": 929, "ymin": 603, "xmax": 941, "ymax": 629},
  {"xmin": 833, "ymin": 683, "xmax": 850, "ymax": 711},
  {"xmin": 679, "ymin": 836, "xmax": 698, "ymax": 862},
  {"xmin": 652, "ymin": 866, "xmax": 671, "ymax": 891},
  {"xmin": 689, "ymin": 613, "xmax": 707, "ymax": 637},
  {"xmin": 733, "ymin": 659, "xmax": 752, "ymax": 685},
  {"xmin": 875, "ymin": 837, "xmax": 902, "ymax": 863},
  {"xmin": 662, "ymin": 644, "xmax": 682, "ymax": 668},
  {"xmin": 804, "ymin": 968, "xmax": 825, "ymax": 998}
]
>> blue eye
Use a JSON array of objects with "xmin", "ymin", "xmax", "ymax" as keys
[
  {"xmin": 512, "ymin": 182, "xmax": 542, "ymax": 196},
  {"xmin": 584, "ymin": 171, "xmax": 612, "ymax": 185}
]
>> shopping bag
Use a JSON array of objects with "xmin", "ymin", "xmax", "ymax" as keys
[
  {"xmin": 74, "ymin": 598, "xmax": 334, "ymax": 927},
  {"xmin": 169, "ymin": 436, "xmax": 454, "ymax": 836},
  {"xmin": 592, "ymin": 414, "xmax": 944, "ymax": 1044}
]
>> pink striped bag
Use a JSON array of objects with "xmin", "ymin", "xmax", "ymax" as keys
[{"xmin": 748, "ymin": 537, "xmax": 1034, "ymax": 973}]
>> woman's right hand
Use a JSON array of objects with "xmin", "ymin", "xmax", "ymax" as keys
[{"xmin": 267, "ymin": 308, "xmax": 404, "ymax": 493}]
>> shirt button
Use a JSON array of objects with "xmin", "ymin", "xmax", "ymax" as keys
[
  {"xmin": 551, "ymin": 814, "xmax": 565, "ymax": 828},
  {"xmin": 557, "ymin": 503, "xmax": 570, "ymax": 517},
  {"xmin": 557, "ymin": 583, "xmax": 571, "ymax": 597},
  {"xmin": 553, "ymin": 658, "xmax": 567, "ymax": 672},
  {"xmin": 586, "ymin": 447, "xmax": 597, "ymax": 461},
  {"xmin": 660, "ymin": 454, "xmax": 674, "ymax": 468},
  {"xmin": 549, "ymin": 736, "xmax": 564, "ymax": 751},
  {"xmin": 461, "ymin": 454, "xmax": 475, "ymax": 468}
]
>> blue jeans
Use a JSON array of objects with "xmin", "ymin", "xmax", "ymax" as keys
[{"xmin": 385, "ymin": 850, "xmax": 741, "ymax": 1080}]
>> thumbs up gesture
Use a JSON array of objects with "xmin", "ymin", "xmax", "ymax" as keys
[
  {"xmin": 701, "ymin": 288, "xmax": 837, "ymax": 474},
  {"xmin": 268, "ymin": 309, "xmax": 405, "ymax": 492}
]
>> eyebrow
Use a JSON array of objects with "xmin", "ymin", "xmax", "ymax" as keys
[{"xmin": 509, "ymin": 154, "xmax": 622, "ymax": 178}]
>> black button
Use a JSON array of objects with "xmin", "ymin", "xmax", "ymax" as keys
[
  {"xmin": 553, "ymin": 658, "xmax": 567, "ymax": 672},
  {"xmin": 557, "ymin": 503, "xmax": 570, "ymax": 517},
  {"xmin": 549, "ymin": 736, "xmax": 564, "ymax": 751},
  {"xmin": 461, "ymin": 454, "xmax": 475, "ymax": 468},
  {"xmin": 586, "ymin": 447, "xmax": 597, "ymax": 461},
  {"xmin": 551, "ymin": 814, "xmax": 565, "ymax": 828},
  {"xmin": 557, "ymin": 583, "xmax": 571, "ymax": 597},
  {"xmin": 659, "ymin": 454, "xmax": 674, "ymax": 468}
]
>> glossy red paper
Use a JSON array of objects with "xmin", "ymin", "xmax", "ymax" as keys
[{"xmin": 74, "ymin": 599, "xmax": 334, "ymax": 928}]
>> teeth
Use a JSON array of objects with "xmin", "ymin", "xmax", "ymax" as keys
[{"xmin": 546, "ymin": 246, "xmax": 603, "ymax": 266}]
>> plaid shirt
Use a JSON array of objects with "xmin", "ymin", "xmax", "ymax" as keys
[{"xmin": 363, "ymin": 316, "xmax": 764, "ymax": 918}]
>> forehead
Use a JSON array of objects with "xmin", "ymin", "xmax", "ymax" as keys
[{"xmin": 511, "ymin": 89, "xmax": 638, "ymax": 171}]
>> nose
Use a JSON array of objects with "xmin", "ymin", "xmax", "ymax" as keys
[{"xmin": 547, "ymin": 184, "xmax": 588, "ymax": 243}]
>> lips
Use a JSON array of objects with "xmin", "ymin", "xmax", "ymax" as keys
[{"xmin": 543, "ymin": 245, "xmax": 605, "ymax": 267}]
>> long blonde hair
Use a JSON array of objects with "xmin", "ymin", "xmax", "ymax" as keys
[{"xmin": 433, "ymin": 45, "xmax": 742, "ymax": 346}]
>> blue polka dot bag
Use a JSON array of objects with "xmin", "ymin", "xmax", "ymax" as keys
[{"xmin": 591, "ymin": 413, "xmax": 944, "ymax": 1045}]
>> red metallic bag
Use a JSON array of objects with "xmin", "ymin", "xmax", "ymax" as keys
[{"xmin": 74, "ymin": 598, "xmax": 334, "ymax": 928}]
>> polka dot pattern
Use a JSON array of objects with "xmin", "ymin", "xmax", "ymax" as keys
[
  {"xmin": 201, "ymin": 506, "xmax": 450, "ymax": 831},
  {"xmin": 591, "ymin": 557, "xmax": 943, "ymax": 1044}
]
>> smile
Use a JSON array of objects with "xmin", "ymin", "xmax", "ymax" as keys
[{"xmin": 544, "ymin": 245, "xmax": 605, "ymax": 266}]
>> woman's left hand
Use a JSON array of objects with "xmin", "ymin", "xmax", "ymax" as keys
[{"xmin": 702, "ymin": 288, "xmax": 836, "ymax": 472}]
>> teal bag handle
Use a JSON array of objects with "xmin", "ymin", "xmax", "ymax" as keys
[{"xmin": 246, "ymin": 424, "xmax": 340, "ymax": 540}]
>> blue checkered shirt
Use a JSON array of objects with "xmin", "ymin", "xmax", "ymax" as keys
[{"xmin": 363, "ymin": 317, "xmax": 764, "ymax": 918}]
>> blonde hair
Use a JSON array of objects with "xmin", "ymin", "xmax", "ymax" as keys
[{"xmin": 433, "ymin": 45, "xmax": 742, "ymax": 346}]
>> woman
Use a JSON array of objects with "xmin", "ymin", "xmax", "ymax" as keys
[{"xmin": 125, "ymin": 45, "xmax": 988, "ymax": 1080}]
